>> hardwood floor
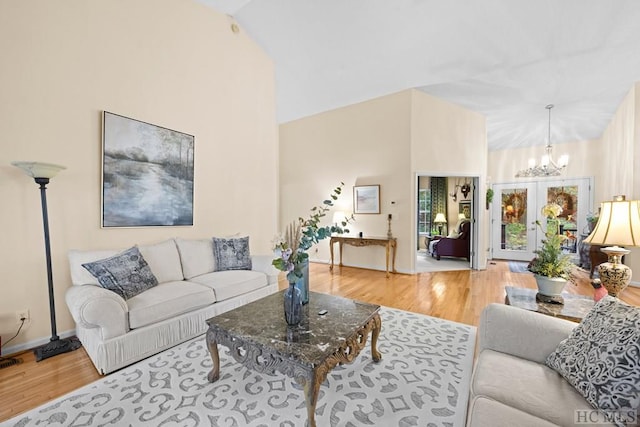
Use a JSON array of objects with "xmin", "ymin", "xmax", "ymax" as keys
[{"xmin": 1, "ymin": 260, "xmax": 639, "ymax": 422}]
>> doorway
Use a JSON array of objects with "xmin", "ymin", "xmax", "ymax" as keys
[
  {"xmin": 491, "ymin": 178, "xmax": 592, "ymax": 262},
  {"xmin": 416, "ymin": 175, "xmax": 478, "ymax": 272}
]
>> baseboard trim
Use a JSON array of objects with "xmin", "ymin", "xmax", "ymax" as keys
[{"xmin": 1, "ymin": 328, "xmax": 76, "ymax": 358}]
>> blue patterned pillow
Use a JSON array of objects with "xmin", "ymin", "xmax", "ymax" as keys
[
  {"xmin": 546, "ymin": 296, "xmax": 640, "ymax": 426},
  {"xmin": 212, "ymin": 236, "xmax": 252, "ymax": 271},
  {"xmin": 82, "ymin": 246, "xmax": 158, "ymax": 300}
]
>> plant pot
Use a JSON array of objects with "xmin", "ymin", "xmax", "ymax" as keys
[{"xmin": 534, "ymin": 274, "xmax": 567, "ymax": 297}]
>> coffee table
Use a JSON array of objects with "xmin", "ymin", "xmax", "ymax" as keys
[
  {"xmin": 504, "ymin": 286, "xmax": 595, "ymax": 322},
  {"xmin": 205, "ymin": 290, "xmax": 382, "ymax": 427}
]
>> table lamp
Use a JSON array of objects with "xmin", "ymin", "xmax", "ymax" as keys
[
  {"xmin": 434, "ymin": 213, "xmax": 447, "ymax": 236},
  {"xmin": 582, "ymin": 195, "xmax": 640, "ymax": 297}
]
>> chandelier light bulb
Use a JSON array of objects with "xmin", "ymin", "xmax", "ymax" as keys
[
  {"xmin": 540, "ymin": 154, "xmax": 549, "ymax": 167},
  {"xmin": 558, "ymin": 154, "xmax": 569, "ymax": 167}
]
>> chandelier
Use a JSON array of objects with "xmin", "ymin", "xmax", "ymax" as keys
[{"xmin": 515, "ymin": 104, "xmax": 569, "ymax": 178}]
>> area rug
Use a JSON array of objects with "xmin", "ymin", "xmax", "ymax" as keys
[
  {"xmin": 508, "ymin": 261, "xmax": 531, "ymax": 273},
  {"xmin": 5, "ymin": 307, "xmax": 476, "ymax": 427}
]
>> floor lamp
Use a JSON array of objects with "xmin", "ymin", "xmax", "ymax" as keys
[{"xmin": 12, "ymin": 161, "xmax": 81, "ymax": 361}]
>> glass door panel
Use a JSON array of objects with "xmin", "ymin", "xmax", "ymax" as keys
[
  {"xmin": 491, "ymin": 178, "xmax": 592, "ymax": 262},
  {"xmin": 492, "ymin": 183, "xmax": 537, "ymax": 261},
  {"xmin": 537, "ymin": 178, "xmax": 591, "ymax": 261}
]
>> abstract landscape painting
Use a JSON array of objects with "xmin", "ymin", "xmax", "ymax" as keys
[{"xmin": 102, "ymin": 112, "xmax": 194, "ymax": 227}]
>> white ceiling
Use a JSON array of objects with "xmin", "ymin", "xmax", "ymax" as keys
[{"xmin": 198, "ymin": 0, "xmax": 640, "ymax": 151}]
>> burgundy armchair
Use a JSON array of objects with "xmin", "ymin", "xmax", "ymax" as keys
[{"xmin": 432, "ymin": 220, "xmax": 471, "ymax": 261}]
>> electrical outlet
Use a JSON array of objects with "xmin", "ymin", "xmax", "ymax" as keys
[{"xmin": 16, "ymin": 309, "xmax": 29, "ymax": 322}]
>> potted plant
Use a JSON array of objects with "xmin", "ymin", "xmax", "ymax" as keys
[
  {"xmin": 486, "ymin": 188, "xmax": 494, "ymax": 210},
  {"xmin": 528, "ymin": 203, "xmax": 575, "ymax": 298}
]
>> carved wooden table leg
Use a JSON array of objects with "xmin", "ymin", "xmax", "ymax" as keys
[
  {"xmin": 300, "ymin": 371, "xmax": 321, "ymax": 427},
  {"xmin": 329, "ymin": 238, "xmax": 335, "ymax": 271},
  {"xmin": 371, "ymin": 313, "xmax": 382, "ymax": 362},
  {"xmin": 206, "ymin": 336, "xmax": 220, "ymax": 382},
  {"xmin": 385, "ymin": 242, "xmax": 390, "ymax": 277}
]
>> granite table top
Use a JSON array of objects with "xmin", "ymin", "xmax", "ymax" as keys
[
  {"xmin": 205, "ymin": 290, "xmax": 380, "ymax": 367},
  {"xmin": 505, "ymin": 285, "xmax": 595, "ymax": 322}
]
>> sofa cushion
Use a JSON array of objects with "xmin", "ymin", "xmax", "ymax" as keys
[
  {"xmin": 472, "ymin": 349, "xmax": 597, "ymax": 426},
  {"xmin": 138, "ymin": 239, "xmax": 184, "ymax": 283},
  {"xmin": 467, "ymin": 396, "xmax": 559, "ymax": 427},
  {"xmin": 69, "ymin": 249, "xmax": 119, "ymax": 286},
  {"xmin": 82, "ymin": 246, "xmax": 159, "ymax": 300},
  {"xmin": 175, "ymin": 238, "xmax": 216, "ymax": 279},
  {"xmin": 189, "ymin": 270, "xmax": 266, "ymax": 302},
  {"xmin": 213, "ymin": 236, "xmax": 252, "ymax": 271},
  {"xmin": 127, "ymin": 280, "xmax": 216, "ymax": 329},
  {"xmin": 546, "ymin": 296, "xmax": 640, "ymax": 423}
]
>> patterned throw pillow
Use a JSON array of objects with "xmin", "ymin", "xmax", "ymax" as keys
[
  {"xmin": 545, "ymin": 296, "xmax": 640, "ymax": 426},
  {"xmin": 82, "ymin": 246, "xmax": 159, "ymax": 300},
  {"xmin": 212, "ymin": 236, "xmax": 252, "ymax": 271}
]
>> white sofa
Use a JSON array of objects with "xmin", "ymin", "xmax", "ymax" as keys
[
  {"xmin": 65, "ymin": 238, "xmax": 279, "ymax": 374},
  {"xmin": 467, "ymin": 303, "xmax": 617, "ymax": 427}
]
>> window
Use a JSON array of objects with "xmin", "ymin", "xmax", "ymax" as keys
[{"xmin": 418, "ymin": 188, "xmax": 432, "ymax": 234}]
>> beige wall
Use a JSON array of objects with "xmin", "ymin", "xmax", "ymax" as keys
[
  {"xmin": 598, "ymin": 85, "xmax": 640, "ymax": 280},
  {"xmin": 280, "ymin": 90, "xmax": 488, "ymax": 273},
  {"xmin": 488, "ymin": 140, "xmax": 601, "ymax": 187},
  {"xmin": 280, "ymin": 91, "xmax": 412, "ymax": 272},
  {"xmin": 0, "ymin": 1, "xmax": 278, "ymax": 350}
]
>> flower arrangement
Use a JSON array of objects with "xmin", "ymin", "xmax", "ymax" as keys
[
  {"xmin": 527, "ymin": 203, "xmax": 575, "ymax": 280},
  {"xmin": 272, "ymin": 183, "xmax": 352, "ymax": 283}
]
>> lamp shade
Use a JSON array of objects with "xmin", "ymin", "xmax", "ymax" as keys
[
  {"xmin": 434, "ymin": 213, "xmax": 447, "ymax": 224},
  {"xmin": 12, "ymin": 161, "xmax": 66, "ymax": 179},
  {"xmin": 583, "ymin": 198, "xmax": 640, "ymax": 247}
]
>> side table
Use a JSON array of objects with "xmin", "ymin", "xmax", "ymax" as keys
[{"xmin": 504, "ymin": 286, "xmax": 595, "ymax": 323}]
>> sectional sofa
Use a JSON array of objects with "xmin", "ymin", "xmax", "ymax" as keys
[{"xmin": 65, "ymin": 237, "xmax": 279, "ymax": 374}]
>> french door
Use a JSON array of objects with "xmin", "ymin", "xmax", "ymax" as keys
[{"xmin": 492, "ymin": 178, "xmax": 592, "ymax": 261}]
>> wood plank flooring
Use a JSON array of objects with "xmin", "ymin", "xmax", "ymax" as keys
[{"xmin": 1, "ymin": 260, "xmax": 639, "ymax": 422}]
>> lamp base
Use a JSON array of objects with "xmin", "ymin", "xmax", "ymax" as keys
[
  {"xmin": 598, "ymin": 246, "xmax": 632, "ymax": 297},
  {"xmin": 34, "ymin": 337, "xmax": 82, "ymax": 362}
]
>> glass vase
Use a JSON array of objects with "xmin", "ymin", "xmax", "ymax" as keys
[
  {"xmin": 294, "ymin": 259, "xmax": 310, "ymax": 304},
  {"xmin": 283, "ymin": 282, "xmax": 303, "ymax": 326}
]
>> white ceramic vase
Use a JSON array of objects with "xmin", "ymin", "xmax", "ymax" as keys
[{"xmin": 534, "ymin": 274, "xmax": 567, "ymax": 297}]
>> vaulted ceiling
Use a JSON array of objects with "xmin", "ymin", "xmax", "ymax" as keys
[{"xmin": 198, "ymin": 0, "xmax": 640, "ymax": 151}]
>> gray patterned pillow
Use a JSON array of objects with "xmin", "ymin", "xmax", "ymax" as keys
[
  {"xmin": 212, "ymin": 236, "xmax": 252, "ymax": 271},
  {"xmin": 545, "ymin": 296, "xmax": 640, "ymax": 426},
  {"xmin": 82, "ymin": 246, "xmax": 158, "ymax": 300}
]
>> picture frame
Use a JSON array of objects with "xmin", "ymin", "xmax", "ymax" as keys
[
  {"xmin": 353, "ymin": 185, "xmax": 380, "ymax": 214},
  {"xmin": 459, "ymin": 201, "xmax": 471, "ymax": 219},
  {"xmin": 101, "ymin": 111, "xmax": 195, "ymax": 227}
]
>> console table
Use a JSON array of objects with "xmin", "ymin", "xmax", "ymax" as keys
[{"xmin": 329, "ymin": 236, "xmax": 397, "ymax": 277}]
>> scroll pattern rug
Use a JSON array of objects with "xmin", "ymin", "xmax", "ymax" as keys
[{"xmin": 6, "ymin": 307, "xmax": 476, "ymax": 427}]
